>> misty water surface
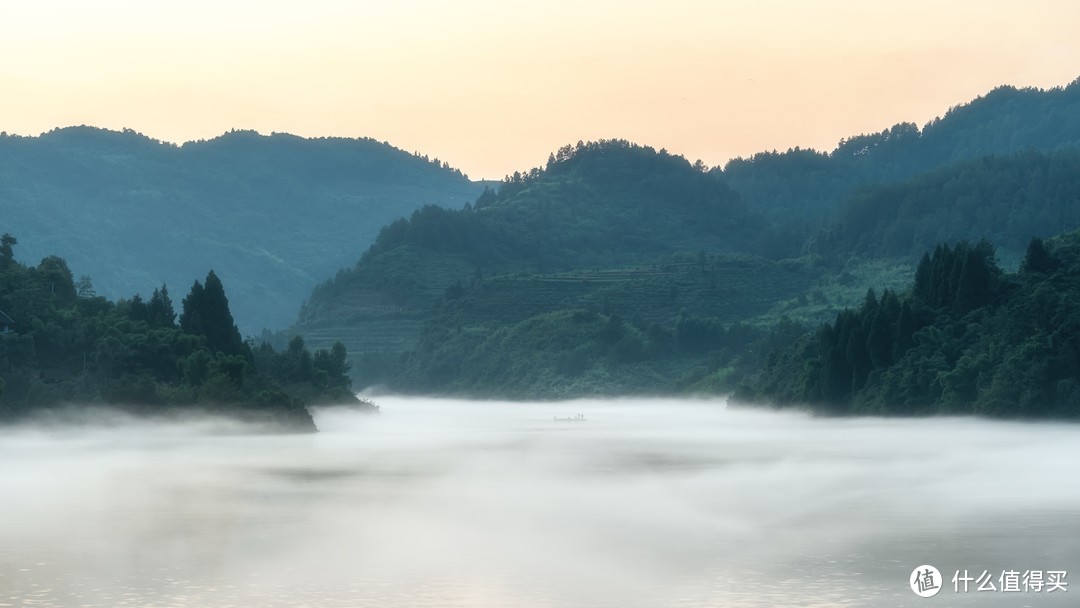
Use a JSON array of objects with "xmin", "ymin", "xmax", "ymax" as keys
[{"xmin": 1, "ymin": 397, "xmax": 1077, "ymax": 607}]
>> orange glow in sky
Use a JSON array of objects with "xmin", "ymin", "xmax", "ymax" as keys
[{"xmin": 1, "ymin": 0, "xmax": 1078, "ymax": 179}]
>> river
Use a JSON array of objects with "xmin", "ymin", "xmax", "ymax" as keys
[{"xmin": 1, "ymin": 397, "xmax": 1077, "ymax": 607}]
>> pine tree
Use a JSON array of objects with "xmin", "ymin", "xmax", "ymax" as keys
[
  {"xmin": 893, "ymin": 301, "xmax": 916, "ymax": 361},
  {"xmin": 1021, "ymin": 237, "xmax": 1057, "ymax": 274},
  {"xmin": 180, "ymin": 279, "xmax": 205, "ymax": 336},
  {"xmin": 955, "ymin": 246, "xmax": 994, "ymax": 312},
  {"xmin": 845, "ymin": 325, "xmax": 871, "ymax": 393},
  {"xmin": 914, "ymin": 252, "xmax": 932, "ymax": 303},
  {"xmin": 866, "ymin": 309, "xmax": 893, "ymax": 369},
  {"xmin": 180, "ymin": 272, "xmax": 243, "ymax": 356},
  {"xmin": 200, "ymin": 271, "xmax": 244, "ymax": 356},
  {"xmin": 147, "ymin": 284, "xmax": 177, "ymax": 328},
  {"xmin": 0, "ymin": 233, "xmax": 15, "ymax": 270}
]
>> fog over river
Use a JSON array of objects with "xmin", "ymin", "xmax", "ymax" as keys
[{"xmin": 1, "ymin": 397, "xmax": 1077, "ymax": 607}]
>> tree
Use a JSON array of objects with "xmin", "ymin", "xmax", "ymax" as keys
[
  {"xmin": 36, "ymin": 256, "xmax": 76, "ymax": 304},
  {"xmin": 127, "ymin": 294, "xmax": 149, "ymax": 323},
  {"xmin": 1021, "ymin": 237, "xmax": 1057, "ymax": 274},
  {"xmin": 331, "ymin": 341, "xmax": 349, "ymax": 376},
  {"xmin": 147, "ymin": 284, "xmax": 177, "ymax": 328},
  {"xmin": 180, "ymin": 280, "xmax": 205, "ymax": 336},
  {"xmin": 914, "ymin": 253, "xmax": 932, "ymax": 303},
  {"xmin": 866, "ymin": 309, "xmax": 893, "ymax": 369},
  {"xmin": 313, "ymin": 341, "xmax": 351, "ymax": 391},
  {"xmin": 893, "ymin": 301, "xmax": 916, "ymax": 360},
  {"xmin": 955, "ymin": 246, "xmax": 995, "ymax": 312},
  {"xmin": 75, "ymin": 275, "xmax": 96, "ymax": 298},
  {"xmin": 0, "ymin": 233, "xmax": 16, "ymax": 270},
  {"xmin": 845, "ymin": 325, "xmax": 871, "ymax": 393},
  {"xmin": 180, "ymin": 271, "xmax": 244, "ymax": 356}
]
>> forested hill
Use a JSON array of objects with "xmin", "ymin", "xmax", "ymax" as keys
[
  {"xmin": 0, "ymin": 126, "xmax": 485, "ymax": 332},
  {"xmin": 285, "ymin": 77, "xmax": 1080, "ymax": 400},
  {"xmin": 736, "ymin": 233, "xmax": 1080, "ymax": 418},
  {"xmin": 294, "ymin": 145, "xmax": 1080, "ymax": 361},
  {"xmin": 722, "ymin": 79, "xmax": 1080, "ymax": 235},
  {"xmin": 290, "ymin": 141, "xmax": 767, "ymax": 355}
]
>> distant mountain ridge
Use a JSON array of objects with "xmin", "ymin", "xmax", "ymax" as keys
[
  {"xmin": 722, "ymin": 79, "xmax": 1080, "ymax": 256},
  {"xmin": 0, "ymin": 126, "xmax": 486, "ymax": 331}
]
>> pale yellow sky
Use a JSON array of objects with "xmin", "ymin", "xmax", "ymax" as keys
[{"xmin": 1, "ymin": 0, "xmax": 1077, "ymax": 179}]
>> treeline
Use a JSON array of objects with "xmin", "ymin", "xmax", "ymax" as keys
[
  {"xmin": 737, "ymin": 236, "xmax": 1080, "ymax": 418},
  {"xmin": 0, "ymin": 234, "xmax": 367, "ymax": 430}
]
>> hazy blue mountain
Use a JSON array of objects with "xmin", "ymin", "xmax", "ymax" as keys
[
  {"xmin": 814, "ymin": 149, "xmax": 1080, "ymax": 260},
  {"xmin": 0, "ymin": 126, "xmax": 485, "ymax": 332},
  {"xmin": 723, "ymin": 78, "xmax": 1080, "ymax": 256}
]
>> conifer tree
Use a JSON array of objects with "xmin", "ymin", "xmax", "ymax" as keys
[
  {"xmin": 180, "ymin": 272, "xmax": 244, "ymax": 356},
  {"xmin": 1021, "ymin": 237, "xmax": 1056, "ymax": 274},
  {"xmin": 147, "ymin": 284, "xmax": 177, "ymax": 328}
]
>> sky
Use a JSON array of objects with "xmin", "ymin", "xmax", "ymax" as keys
[{"xmin": 1, "ymin": 0, "xmax": 1078, "ymax": 179}]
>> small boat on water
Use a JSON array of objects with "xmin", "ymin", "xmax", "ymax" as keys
[{"xmin": 554, "ymin": 414, "xmax": 587, "ymax": 422}]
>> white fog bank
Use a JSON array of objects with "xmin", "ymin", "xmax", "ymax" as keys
[{"xmin": 1, "ymin": 397, "xmax": 1077, "ymax": 607}]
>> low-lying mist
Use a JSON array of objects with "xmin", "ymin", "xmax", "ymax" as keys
[{"xmin": 1, "ymin": 397, "xmax": 1077, "ymax": 607}]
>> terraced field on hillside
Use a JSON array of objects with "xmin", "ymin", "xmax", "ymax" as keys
[{"xmin": 436, "ymin": 253, "xmax": 816, "ymax": 330}]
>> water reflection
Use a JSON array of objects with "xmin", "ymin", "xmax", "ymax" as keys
[{"xmin": 1, "ymin": 397, "xmax": 1077, "ymax": 606}]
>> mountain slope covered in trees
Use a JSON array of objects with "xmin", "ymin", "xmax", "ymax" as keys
[
  {"xmin": 736, "ymin": 233, "xmax": 1080, "ymax": 418},
  {"xmin": 0, "ymin": 126, "xmax": 484, "ymax": 332},
  {"xmin": 722, "ymin": 78, "xmax": 1080, "ymax": 228},
  {"xmin": 813, "ymin": 150, "xmax": 1080, "ymax": 260},
  {"xmin": 290, "ymin": 79, "xmax": 1080, "ymax": 400},
  {"xmin": 291, "ymin": 141, "xmax": 773, "ymax": 358}
]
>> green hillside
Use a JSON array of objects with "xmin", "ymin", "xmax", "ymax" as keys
[
  {"xmin": 290, "ymin": 141, "xmax": 765, "ymax": 355},
  {"xmin": 379, "ymin": 253, "xmax": 817, "ymax": 396},
  {"xmin": 737, "ymin": 233, "xmax": 1080, "ymax": 418},
  {"xmin": 256, "ymin": 78, "xmax": 1080, "ymax": 401},
  {"xmin": 0, "ymin": 127, "xmax": 485, "ymax": 332}
]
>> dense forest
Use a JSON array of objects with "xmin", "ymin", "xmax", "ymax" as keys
[
  {"xmin": 736, "ymin": 234, "xmax": 1080, "ymax": 418},
  {"xmin": 0, "ymin": 234, "xmax": 369, "ymax": 431},
  {"xmin": 0, "ymin": 127, "xmax": 484, "ymax": 332}
]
